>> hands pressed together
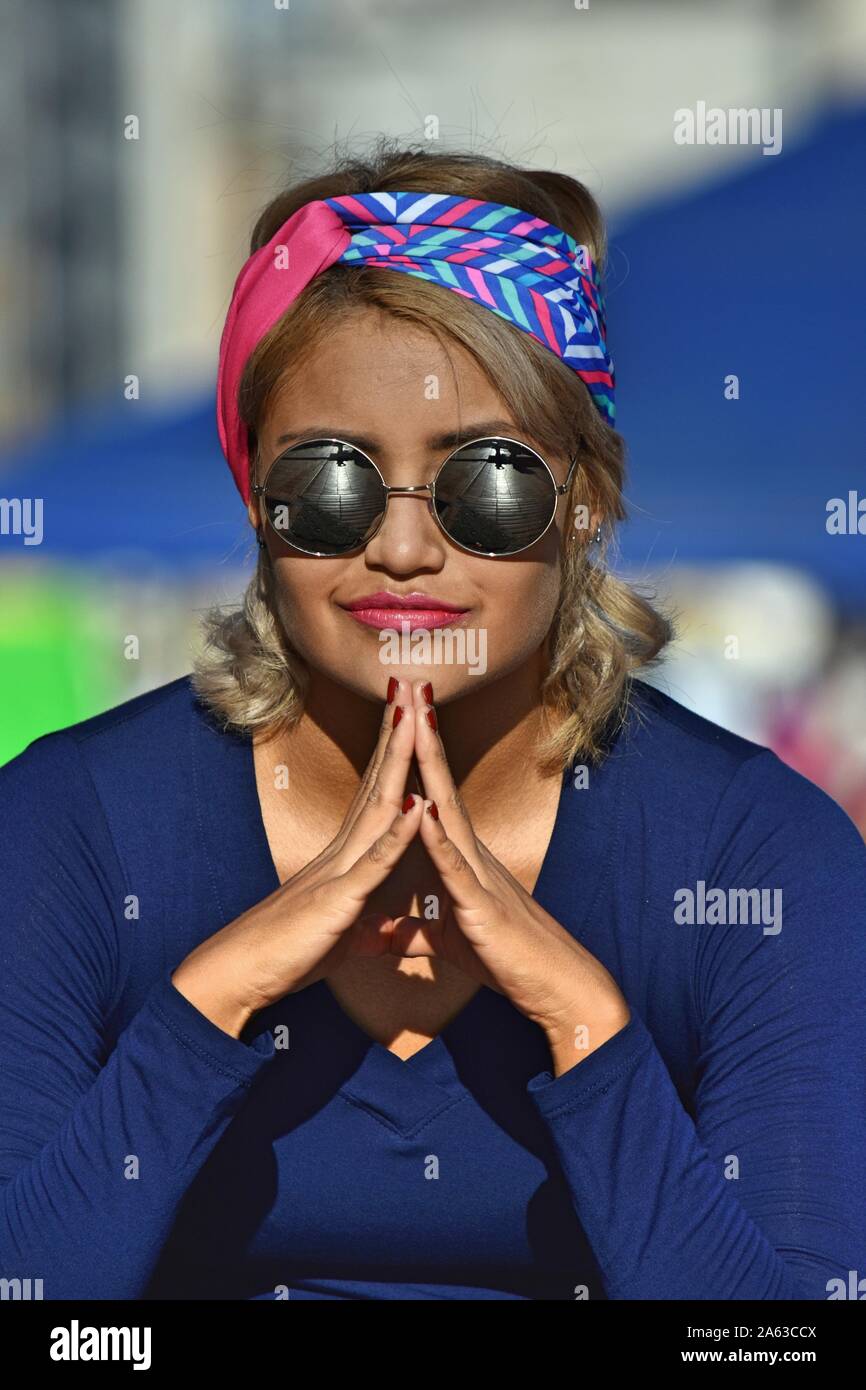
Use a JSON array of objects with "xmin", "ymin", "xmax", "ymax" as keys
[
  {"xmin": 384, "ymin": 677, "xmax": 632, "ymax": 1073},
  {"xmin": 173, "ymin": 676, "xmax": 631, "ymax": 1071}
]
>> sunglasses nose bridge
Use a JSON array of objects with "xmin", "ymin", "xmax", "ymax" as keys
[
  {"xmin": 357, "ymin": 481, "xmax": 445, "ymax": 566},
  {"xmin": 374, "ymin": 481, "xmax": 439, "ymax": 540},
  {"xmin": 381, "ymin": 482, "xmax": 435, "ymax": 497},
  {"xmin": 376, "ymin": 481, "xmax": 437, "ymax": 531}
]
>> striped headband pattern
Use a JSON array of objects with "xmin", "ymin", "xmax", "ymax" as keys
[
  {"xmin": 326, "ymin": 191, "xmax": 615, "ymax": 425},
  {"xmin": 217, "ymin": 190, "xmax": 615, "ymax": 505}
]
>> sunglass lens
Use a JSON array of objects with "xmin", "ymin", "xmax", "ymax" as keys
[
  {"xmin": 433, "ymin": 439, "xmax": 556, "ymax": 554},
  {"xmin": 262, "ymin": 440, "xmax": 385, "ymax": 555}
]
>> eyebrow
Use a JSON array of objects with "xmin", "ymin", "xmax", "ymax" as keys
[{"xmin": 274, "ymin": 419, "xmax": 522, "ymax": 452}]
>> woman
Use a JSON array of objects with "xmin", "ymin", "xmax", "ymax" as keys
[{"xmin": 1, "ymin": 143, "xmax": 865, "ymax": 1302}]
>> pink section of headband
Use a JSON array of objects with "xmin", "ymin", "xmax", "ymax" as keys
[{"xmin": 216, "ymin": 199, "xmax": 350, "ymax": 505}]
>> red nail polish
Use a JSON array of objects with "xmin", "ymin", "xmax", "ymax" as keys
[
  {"xmin": 425, "ymin": 707, "xmax": 437, "ymax": 732},
  {"xmin": 393, "ymin": 705, "xmax": 404, "ymax": 726},
  {"xmin": 422, "ymin": 681, "xmax": 433, "ymax": 704},
  {"xmin": 386, "ymin": 676, "xmax": 398, "ymax": 703},
  {"xmin": 427, "ymin": 800, "xmax": 439, "ymax": 820},
  {"xmin": 402, "ymin": 794, "xmax": 415, "ymax": 814}
]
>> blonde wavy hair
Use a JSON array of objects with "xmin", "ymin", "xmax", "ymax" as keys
[{"xmin": 192, "ymin": 139, "xmax": 674, "ymax": 774}]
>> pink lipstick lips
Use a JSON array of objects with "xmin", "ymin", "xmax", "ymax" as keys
[{"xmin": 339, "ymin": 590, "xmax": 471, "ymax": 631}]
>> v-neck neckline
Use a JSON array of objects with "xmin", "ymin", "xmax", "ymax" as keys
[{"xmin": 243, "ymin": 727, "xmax": 574, "ymax": 1073}]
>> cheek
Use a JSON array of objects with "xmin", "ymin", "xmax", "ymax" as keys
[
  {"xmin": 267, "ymin": 559, "xmax": 337, "ymax": 649},
  {"xmin": 478, "ymin": 558, "xmax": 562, "ymax": 651}
]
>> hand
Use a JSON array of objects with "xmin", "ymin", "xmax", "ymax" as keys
[
  {"xmin": 391, "ymin": 680, "xmax": 632, "ymax": 1073},
  {"xmin": 171, "ymin": 678, "xmax": 428, "ymax": 1033}
]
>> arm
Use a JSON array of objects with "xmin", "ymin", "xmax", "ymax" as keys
[
  {"xmin": 526, "ymin": 751, "xmax": 866, "ymax": 1300},
  {"xmin": 0, "ymin": 734, "xmax": 276, "ymax": 1300}
]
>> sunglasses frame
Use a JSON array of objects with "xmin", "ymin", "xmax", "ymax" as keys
[{"xmin": 252, "ymin": 434, "xmax": 580, "ymax": 558}]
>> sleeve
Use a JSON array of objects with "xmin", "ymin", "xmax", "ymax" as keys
[
  {"xmin": 0, "ymin": 732, "xmax": 276, "ymax": 1300},
  {"xmin": 526, "ymin": 749, "xmax": 866, "ymax": 1300}
]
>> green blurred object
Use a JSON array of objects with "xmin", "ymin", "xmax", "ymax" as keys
[{"xmin": 0, "ymin": 572, "xmax": 118, "ymax": 766}]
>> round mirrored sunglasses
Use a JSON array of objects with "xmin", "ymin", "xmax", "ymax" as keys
[{"xmin": 252, "ymin": 435, "xmax": 579, "ymax": 558}]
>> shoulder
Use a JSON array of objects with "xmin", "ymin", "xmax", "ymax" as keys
[
  {"xmin": 618, "ymin": 676, "xmax": 866, "ymax": 869},
  {"xmin": 0, "ymin": 674, "xmax": 218, "ymax": 850},
  {"xmin": 620, "ymin": 684, "xmax": 866, "ymax": 1028},
  {"xmin": 618, "ymin": 675, "xmax": 767, "ymax": 776},
  {"xmin": 1, "ymin": 673, "xmax": 202, "ymax": 783},
  {"xmin": 0, "ymin": 681, "xmax": 208, "ymax": 1022}
]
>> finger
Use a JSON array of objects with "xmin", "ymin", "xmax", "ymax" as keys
[
  {"xmin": 417, "ymin": 798, "xmax": 489, "ymax": 917},
  {"xmin": 340, "ymin": 676, "xmax": 410, "ymax": 830},
  {"xmin": 337, "ymin": 791, "xmax": 424, "ymax": 901},
  {"xmin": 407, "ymin": 753, "xmax": 424, "ymax": 799},
  {"xmin": 368, "ymin": 700, "xmax": 417, "ymax": 809},
  {"xmin": 337, "ymin": 692, "xmax": 417, "ymax": 866},
  {"xmin": 301, "ymin": 672, "xmax": 408, "ymax": 878},
  {"xmin": 411, "ymin": 679, "xmax": 478, "ymax": 859},
  {"xmin": 275, "ymin": 684, "xmax": 417, "ymax": 895}
]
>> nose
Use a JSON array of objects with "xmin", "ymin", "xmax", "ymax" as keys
[{"xmin": 362, "ymin": 486, "xmax": 447, "ymax": 573}]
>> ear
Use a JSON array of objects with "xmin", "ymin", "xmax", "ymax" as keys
[{"xmin": 246, "ymin": 429, "xmax": 262, "ymax": 532}]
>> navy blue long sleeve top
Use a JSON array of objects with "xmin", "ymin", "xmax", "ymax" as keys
[{"xmin": 1, "ymin": 673, "xmax": 865, "ymax": 1301}]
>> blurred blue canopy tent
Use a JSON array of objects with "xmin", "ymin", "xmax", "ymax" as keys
[
  {"xmin": 0, "ymin": 395, "xmax": 249, "ymax": 576},
  {"xmin": 0, "ymin": 101, "xmax": 863, "ymax": 601},
  {"xmin": 606, "ymin": 101, "xmax": 866, "ymax": 610}
]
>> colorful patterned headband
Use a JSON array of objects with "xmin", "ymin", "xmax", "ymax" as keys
[{"xmin": 217, "ymin": 190, "xmax": 615, "ymax": 504}]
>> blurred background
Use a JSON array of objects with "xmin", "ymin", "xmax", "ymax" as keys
[{"xmin": 1, "ymin": 0, "xmax": 865, "ymax": 833}]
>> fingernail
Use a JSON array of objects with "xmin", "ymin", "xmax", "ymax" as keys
[
  {"xmin": 422, "ymin": 681, "xmax": 433, "ymax": 704},
  {"xmin": 393, "ymin": 705, "xmax": 404, "ymax": 726},
  {"xmin": 402, "ymin": 794, "xmax": 415, "ymax": 814},
  {"xmin": 425, "ymin": 707, "xmax": 438, "ymax": 732},
  {"xmin": 386, "ymin": 676, "xmax": 398, "ymax": 703},
  {"xmin": 426, "ymin": 800, "xmax": 439, "ymax": 820}
]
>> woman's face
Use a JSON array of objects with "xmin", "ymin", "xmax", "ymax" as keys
[{"xmin": 250, "ymin": 307, "xmax": 576, "ymax": 705}]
